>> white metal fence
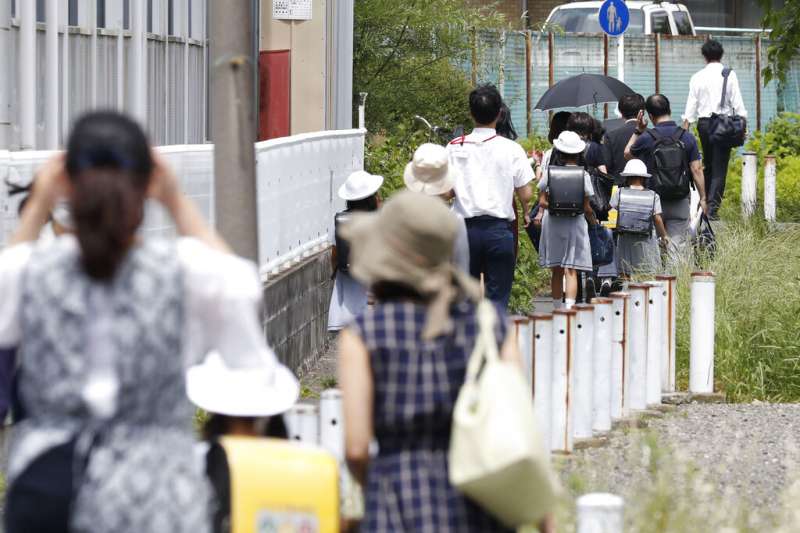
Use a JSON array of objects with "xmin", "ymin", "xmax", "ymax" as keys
[{"xmin": 0, "ymin": 129, "xmax": 365, "ymax": 276}]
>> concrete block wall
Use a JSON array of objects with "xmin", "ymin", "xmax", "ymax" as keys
[{"xmin": 262, "ymin": 248, "xmax": 334, "ymax": 373}]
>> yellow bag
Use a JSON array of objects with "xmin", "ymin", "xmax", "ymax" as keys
[
  {"xmin": 221, "ymin": 437, "xmax": 339, "ymax": 533},
  {"xmin": 448, "ymin": 301, "xmax": 559, "ymax": 528}
]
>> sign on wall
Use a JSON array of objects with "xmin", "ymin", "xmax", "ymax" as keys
[{"xmin": 273, "ymin": 0, "xmax": 313, "ymax": 21}]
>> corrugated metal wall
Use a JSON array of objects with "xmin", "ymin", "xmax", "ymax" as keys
[{"xmin": 469, "ymin": 31, "xmax": 789, "ymax": 138}]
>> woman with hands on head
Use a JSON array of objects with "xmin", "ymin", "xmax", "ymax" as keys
[{"xmin": 0, "ymin": 111, "xmax": 296, "ymax": 533}]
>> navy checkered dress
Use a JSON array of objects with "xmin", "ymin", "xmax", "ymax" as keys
[{"xmin": 352, "ymin": 300, "xmax": 513, "ymax": 533}]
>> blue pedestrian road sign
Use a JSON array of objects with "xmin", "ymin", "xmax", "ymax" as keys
[{"xmin": 598, "ymin": 0, "xmax": 629, "ymax": 36}]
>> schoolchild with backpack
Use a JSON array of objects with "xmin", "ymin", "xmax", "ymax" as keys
[
  {"xmin": 624, "ymin": 94, "xmax": 708, "ymax": 255},
  {"xmin": 328, "ymin": 170, "xmax": 383, "ymax": 332},
  {"xmin": 533, "ymin": 131, "xmax": 599, "ymax": 310},
  {"xmin": 612, "ymin": 159, "xmax": 669, "ymax": 277}
]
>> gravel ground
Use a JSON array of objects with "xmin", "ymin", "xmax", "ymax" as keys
[
  {"xmin": 560, "ymin": 403, "xmax": 800, "ymax": 518},
  {"xmin": 297, "ymin": 333, "xmax": 339, "ymax": 399}
]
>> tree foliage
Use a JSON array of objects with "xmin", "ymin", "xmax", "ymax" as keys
[
  {"xmin": 354, "ymin": 0, "xmax": 506, "ymax": 134},
  {"xmin": 759, "ymin": 0, "xmax": 800, "ymax": 83}
]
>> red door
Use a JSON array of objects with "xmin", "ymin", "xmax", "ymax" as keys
[{"xmin": 259, "ymin": 50, "xmax": 291, "ymax": 140}]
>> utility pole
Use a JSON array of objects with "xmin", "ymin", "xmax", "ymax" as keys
[{"xmin": 209, "ymin": 0, "xmax": 259, "ymax": 262}]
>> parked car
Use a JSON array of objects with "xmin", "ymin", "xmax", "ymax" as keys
[{"xmin": 546, "ymin": 1, "xmax": 696, "ymax": 36}]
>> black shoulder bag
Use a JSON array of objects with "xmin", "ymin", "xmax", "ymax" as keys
[{"xmin": 708, "ymin": 68, "xmax": 747, "ymax": 149}]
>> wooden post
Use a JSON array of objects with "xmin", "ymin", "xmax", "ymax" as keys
[
  {"xmin": 603, "ymin": 33, "xmax": 609, "ymax": 119},
  {"xmin": 471, "ymin": 27, "xmax": 478, "ymax": 87},
  {"xmin": 756, "ymin": 34, "xmax": 762, "ymax": 132},
  {"xmin": 654, "ymin": 33, "xmax": 661, "ymax": 94},
  {"xmin": 526, "ymin": 30, "xmax": 533, "ymax": 137}
]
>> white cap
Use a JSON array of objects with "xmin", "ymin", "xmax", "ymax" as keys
[
  {"xmin": 338, "ymin": 170, "xmax": 384, "ymax": 201},
  {"xmin": 620, "ymin": 158, "xmax": 651, "ymax": 178},
  {"xmin": 403, "ymin": 143, "xmax": 461, "ymax": 196},
  {"xmin": 186, "ymin": 352, "xmax": 300, "ymax": 417},
  {"xmin": 553, "ymin": 130, "xmax": 587, "ymax": 155}
]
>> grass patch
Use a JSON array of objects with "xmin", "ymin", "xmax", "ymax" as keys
[{"xmin": 671, "ymin": 218, "xmax": 800, "ymax": 402}]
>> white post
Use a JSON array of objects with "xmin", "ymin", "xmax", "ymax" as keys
[
  {"xmin": 512, "ymin": 317, "xmax": 533, "ymax": 384},
  {"xmin": 532, "ymin": 313, "xmax": 553, "ymax": 453},
  {"xmin": 609, "ymin": 292, "xmax": 630, "ymax": 420},
  {"xmin": 551, "ymin": 309, "xmax": 576, "ymax": 453},
  {"xmin": 573, "ymin": 305, "xmax": 595, "ymax": 440},
  {"xmin": 591, "ymin": 299, "xmax": 613, "ymax": 433},
  {"xmin": 656, "ymin": 275, "xmax": 677, "ymax": 393},
  {"xmin": 498, "ymin": 30, "xmax": 506, "ymax": 98},
  {"xmin": 646, "ymin": 282, "xmax": 664, "ymax": 407},
  {"xmin": 627, "ymin": 284, "xmax": 649, "ymax": 412},
  {"xmin": 764, "ymin": 155, "xmax": 777, "ymax": 222},
  {"xmin": 616, "ymin": 35, "xmax": 625, "ymax": 83},
  {"xmin": 319, "ymin": 389, "xmax": 344, "ymax": 461},
  {"xmin": 534, "ymin": 296, "xmax": 555, "ymax": 314},
  {"xmin": 741, "ymin": 152, "xmax": 757, "ymax": 217},
  {"xmin": 45, "ymin": 0, "xmax": 59, "ymax": 149},
  {"xmin": 132, "ymin": 0, "xmax": 148, "ymax": 123},
  {"xmin": 690, "ymin": 272, "xmax": 716, "ymax": 394},
  {"xmin": 577, "ymin": 493, "xmax": 624, "ymax": 533},
  {"xmin": 19, "ymin": 0, "xmax": 37, "ymax": 150},
  {"xmin": 285, "ymin": 403, "xmax": 320, "ymax": 444}
]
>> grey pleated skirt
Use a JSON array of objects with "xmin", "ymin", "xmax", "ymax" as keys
[
  {"xmin": 616, "ymin": 233, "xmax": 662, "ymax": 276},
  {"xmin": 538, "ymin": 211, "xmax": 593, "ymax": 272}
]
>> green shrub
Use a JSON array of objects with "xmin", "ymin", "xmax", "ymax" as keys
[{"xmin": 673, "ymin": 220, "xmax": 800, "ymax": 401}]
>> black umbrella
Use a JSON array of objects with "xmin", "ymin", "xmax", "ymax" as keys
[{"xmin": 535, "ymin": 73, "xmax": 635, "ymax": 111}]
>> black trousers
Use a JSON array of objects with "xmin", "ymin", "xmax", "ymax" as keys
[{"xmin": 697, "ymin": 118, "xmax": 733, "ymax": 218}]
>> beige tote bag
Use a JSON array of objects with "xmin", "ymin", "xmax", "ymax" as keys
[{"xmin": 449, "ymin": 300, "xmax": 559, "ymax": 528}]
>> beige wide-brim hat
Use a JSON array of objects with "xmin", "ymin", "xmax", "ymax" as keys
[
  {"xmin": 620, "ymin": 158, "xmax": 652, "ymax": 178},
  {"xmin": 553, "ymin": 130, "xmax": 587, "ymax": 155},
  {"xmin": 338, "ymin": 170, "xmax": 384, "ymax": 201},
  {"xmin": 404, "ymin": 143, "xmax": 461, "ymax": 196},
  {"xmin": 186, "ymin": 352, "xmax": 300, "ymax": 417}
]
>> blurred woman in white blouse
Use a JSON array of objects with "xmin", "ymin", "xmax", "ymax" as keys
[{"xmin": 0, "ymin": 111, "xmax": 297, "ymax": 533}]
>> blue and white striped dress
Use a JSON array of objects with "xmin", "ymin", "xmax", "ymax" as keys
[{"xmin": 351, "ymin": 299, "xmax": 513, "ymax": 533}]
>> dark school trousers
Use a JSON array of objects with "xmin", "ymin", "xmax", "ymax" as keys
[
  {"xmin": 465, "ymin": 216, "xmax": 516, "ymax": 309},
  {"xmin": 697, "ymin": 118, "xmax": 733, "ymax": 219}
]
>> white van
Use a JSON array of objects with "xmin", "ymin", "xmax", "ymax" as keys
[{"xmin": 546, "ymin": 1, "xmax": 696, "ymax": 36}]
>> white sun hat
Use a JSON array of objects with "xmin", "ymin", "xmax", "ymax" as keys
[
  {"xmin": 338, "ymin": 170, "xmax": 384, "ymax": 201},
  {"xmin": 403, "ymin": 143, "xmax": 462, "ymax": 196},
  {"xmin": 186, "ymin": 351, "xmax": 300, "ymax": 417},
  {"xmin": 553, "ymin": 130, "xmax": 587, "ymax": 155},
  {"xmin": 620, "ymin": 159, "xmax": 652, "ymax": 179}
]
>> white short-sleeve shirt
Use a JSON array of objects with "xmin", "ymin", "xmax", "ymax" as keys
[{"xmin": 446, "ymin": 128, "xmax": 534, "ymax": 221}]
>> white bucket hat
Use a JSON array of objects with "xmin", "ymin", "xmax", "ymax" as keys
[
  {"xmin": 620, "ymin": 159, "xmax": 651, "ymax": 178},
  {"xmin": 338, "ymin": 170, "xmax": 384, "ymax": 201},
  {"xmin": 404, "ymin": 143, "xmax": 461, "ymax": 196},
  {"xmin": 553, "ymin": 130, "xmax": 587, "ymax": 155},
  {"xmin": 186, "ymin": 352, "xmax": 300, "ymax": 417}
]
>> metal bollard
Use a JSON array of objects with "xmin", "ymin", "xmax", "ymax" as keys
[
  {"xmin": 742, "ymin": 152, "xmax": 758, "ymax": 217},
  {"xmin": 577, "ymin": 493, "xmax": 624, "ymax": 533},
  {"xmin": 573, "ymin": 304, "xmax": 595, "ymax": 440},
  {"xmin": 645, "ymin": 282, "xmax": 664, "ymax": 407},
  {"xmin": 591, "ymin": 298, "xmax": 614, "ymax": 433},
  {"xmin": 765, "ymin": 155, "xmax": 777, "ymax": 222},
  {"xmin": 551, "ymin": 309, "xmax": 576, "ymax": 453},
  {"xmin": 531, "ymin": 313, "xmax": 553, "ymax": 452},
  {"xmin": 609, "ymin": 292, "xmax": 630, "ymax": 420},
  {"xmin": 319, "ymin": 389, "xmax": 344, "ymax": 461},
  {"xmin": 626, "ymin": 284, "xmax": 650, "ymax": 412},
  {"xmin": 656, "ymin": 275, "xmax": 677, "ymax": 393},
  {"xmin": 512, "ymin": 316, "xmax": 534, "ymax": 385},
  {"xmin": 690, "ymin": 272, "xmax": 716, "ymax": 394},
  {"xmin": 285, "ymin": 403, "xmax": 320, "ymax": 444}
]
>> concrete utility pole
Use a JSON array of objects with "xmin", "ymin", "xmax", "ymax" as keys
[{"xmin": 209, "ymin": 0, "xmax": 259, "ymax": 262}]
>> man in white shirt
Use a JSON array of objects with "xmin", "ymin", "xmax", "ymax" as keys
[
  {"xmin": 683, "ymin": 39, "xmax": 747, "ymax": 219},
  {"xmin": 446, "ymin": 85, "xmax": 534, "ymax": 308}
]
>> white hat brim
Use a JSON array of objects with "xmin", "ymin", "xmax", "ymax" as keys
[
  {"xmin": 337, "ymin": 174, "xmax": 384, "ymax": 201},
  {"xmin": 553, "ymin": 138, "xmax": 586, "ymax": 155},
  {"xmin": 403, "ymin": 162, "xmax": 460, "ymax": 197},
  {"xmin": 186, "ymin": 359, "xmax": 300, "ymax": 417},
  {"xmin": 620, "ymin": 171, "xmax": 652, "ymax": 178}
]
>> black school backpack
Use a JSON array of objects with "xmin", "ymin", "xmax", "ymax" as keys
[
  {"xmin": 334, "ymin": 211, "xmax": 351, "ymax": 273},
  {"xmin": 648, "ymin": 128, "xmax": 691, "ymax": 201}
]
